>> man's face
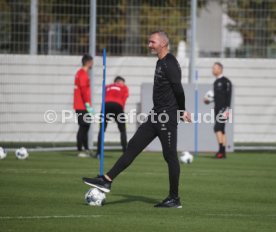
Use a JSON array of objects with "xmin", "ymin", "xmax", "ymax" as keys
[
  {"xmin": 148, "ymin": 33, "xmax": 163, "ymax": 55},
  {"xmin": 212, "ymin": 64, "xmax": 222, "ymax": 77},
  {"xmin": 116, "ymin": 80, "xmax": 124, "ymax": 85},
  {"xmin": 87, "ymin": 60, "xmax": 93, "ymax": 70}
]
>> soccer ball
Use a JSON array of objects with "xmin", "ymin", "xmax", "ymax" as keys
[
  {"xmin": 15, "ymin": 147, "xmax": 29, "ymax": 160},
  {"xmin": 0, "ymin": 147, "xmax": 7, "ymax": 160},
  {"xmin": 85, "ymin": 188, "xmax": 106, "ymax": 206},
  {"xmin": 180, "ymin": 151, "xmax": 194, "ymax": 164},
  {"xmin": 204, "ymin": 90, "xmax": 214, "ymax": 104}
]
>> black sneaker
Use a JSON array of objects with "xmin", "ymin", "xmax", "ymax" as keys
[
  {"xmin": 82, "ymin": 175, "xmax": 111, "ymax": 193},
  {"xmin": 154, "ymin": 197, "xmax": 182, "ymax": 208}
]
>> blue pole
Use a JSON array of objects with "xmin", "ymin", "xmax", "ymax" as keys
[
  {"xmin": 194, "ymin": 70, "xmax": 199, "ymax": 156},
  {"xmin": 100, "ymin": 48, "xmax": 106, "ymax": 175}
]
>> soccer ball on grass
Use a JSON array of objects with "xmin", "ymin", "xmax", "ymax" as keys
[
  {"xmin": 180, "ymin": 151, "xmax": 194, "ymax": 164},
  {"xmin": 85, "ymin": 188, "xmax": 106, "ymax": 206},
  {"xmin": 15, "ymin": 147, "xmax": 29, "ymax": 160},
  {"xmin": 0, "ymin": 147, "xmax": 7, "ymax": 160}
]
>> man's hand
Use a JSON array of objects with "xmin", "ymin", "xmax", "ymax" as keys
[
  {"xmin": 223, "ymin": 109, "xmax": 230, "ymax": 120},
  {"xmin": 85, "ymin": 103, "xmax": 95, "ymax": 114},
  {"xmin": 219, "ymin": 107, "xmax": 230, "ymax": 120},
  {"xmin": 182, "ymin": 111, "xmax": 192, "ymax": 122}
]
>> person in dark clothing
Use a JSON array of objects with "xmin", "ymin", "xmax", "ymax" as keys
[
  {"xmin": 212, "ymin": 62, "xmax": 232, "ymax": 159},
  {"xmin": 82, "ymin": 31, "xmax": 191, "ymax": 208},
  {"xmin": 96, "ymin": 76, "xmax": 129, "ymax": 157}
]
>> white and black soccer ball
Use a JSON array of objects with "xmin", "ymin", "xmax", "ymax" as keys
[
  {"xmin": 85, "ymin": 188, "xmax": 106, "ymax": 206},
  {"xmin": 0, "ymin": 147, "xmax": 7, "ymax": 160},
  {"xmin": 204, "ymin": 90, "xmax": 214, "ymax": 104},
  {"xmin": 15, "ymin": 147, "xmax": 29, "ymax": 160},
  {"xmin": 180, "ymin": 151, "xmax": 194, "ymax": 164}
]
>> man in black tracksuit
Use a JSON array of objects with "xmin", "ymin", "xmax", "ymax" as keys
[
  {"xmin": 83, "ymin": 31, "xmax": 191, "ymax": 208},
  {"xmin": 212, "ymin": 62, "xmax": 232, "ymax": 159}
]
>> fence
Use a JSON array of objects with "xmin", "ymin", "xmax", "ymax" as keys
[{"xmin": 0, "ymin": 0, "xmax": 275, "ymax": 58}]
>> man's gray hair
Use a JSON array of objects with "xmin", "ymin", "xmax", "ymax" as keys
[
  {"xmin": 214, "ymin": 62, "xmax": 224, "ymax": 70},
  {"xmin": 150, "ymin": 30, "xmax": 169, "ymax": 46}
]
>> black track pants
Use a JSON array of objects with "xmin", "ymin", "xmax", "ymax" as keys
[
  {"xmin": 76, "ymin": 110, "xmax": 90, "ymax": 151},
  {"xmin": 107, "ymin": 110, "xmax": 180, "ymax": 198},
  {"xmin": 97, "ymin": 102, "xmax": 127, "ymax": 154}
]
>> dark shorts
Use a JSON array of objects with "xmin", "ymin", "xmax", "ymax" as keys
[
  {"xmin": 214, "ymin": 108, "xmax": 226, "ymax": 134},
  {"xmin": 214, "ymin": 120, "xmax": 225, "ymax": 134}
]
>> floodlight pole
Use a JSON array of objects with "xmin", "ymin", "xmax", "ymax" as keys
[
  {"xmin": 30, "ymin": 0, "xmax": 38, "ymax": 54},
  {"xmin": 89, "ymin": 0, "xmax": 97, "ymax": 150},
  {"xmin": 189, "ymin": 0, "xmax": 199, "ymax": 155},
  {"xmin": 189, "ymin": 0, "xmax": 197, "ymax": 84}
]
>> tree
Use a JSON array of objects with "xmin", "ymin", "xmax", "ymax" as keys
[
  {"xmin": 0, "ymin": 0, "xmax": 30, "ymax": 53},
  {"xmin": 226, "ymin": 0, "xmax": 276, "ymax": 58},
  {"xmin": 97, "ymin": 0, "xmax": 190, "ymax": 56}
]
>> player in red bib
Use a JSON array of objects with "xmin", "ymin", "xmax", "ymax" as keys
[
  {"xmin": 96, "ymin": 76, "xmax": 129, "ymax": 157},
  {"xmin": 73, "ymin": 54, "xmax": 94, "ymax": 158}
]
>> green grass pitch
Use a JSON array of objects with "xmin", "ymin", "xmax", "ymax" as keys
[{"xmin": 0, "ymin": 151, "xmax": 276, "ymax": 232}]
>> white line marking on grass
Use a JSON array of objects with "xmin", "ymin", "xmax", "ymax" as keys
[
  {"xmin": 206, "ymin": 213, "xmax": 276, "ymax": 218},
  {"xmin": 0, "ymin": 215, "xmax": 103, "ymax": 220},
  {"xmin": 2, "ymin": 213, "xmax": 275, "ymax": 220}
]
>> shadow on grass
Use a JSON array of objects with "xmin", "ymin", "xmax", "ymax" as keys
[
  {"xmin": 106, "ymin": 194, "xmax": 158, "ymax": 205},
  {"xmin": 197, "ymin": 155, "xmax": 216, "ymax": 159},
  {"xmin": 61, "ymin": 152, "xmax": 113, "ymax": 159}
]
